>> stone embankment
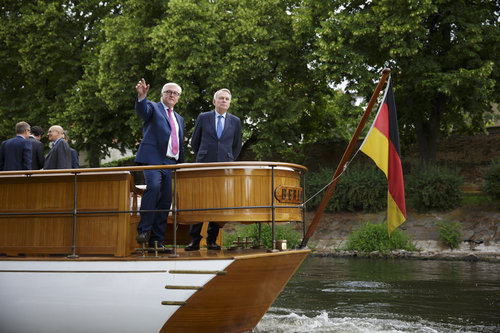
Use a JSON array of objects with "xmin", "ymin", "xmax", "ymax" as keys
[{"xmin": 306, "ymin": 207, "xmax": 500, "ymax": 262}]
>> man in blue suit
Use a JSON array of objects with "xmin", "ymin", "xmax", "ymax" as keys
[
  {"xmin": 63, "ymin": 131, "xmax": 79, "ymax": 168},
  {"xmin": 185, "ymin": 88, "xmax": 242, "ymax": 251},
  {"xmin": 134, "ymin": 78, "xmax": 185, "ymax": 252},
  {"xmin": 0, "ymin": 121, "xmax": 32, "ymax": 171}
]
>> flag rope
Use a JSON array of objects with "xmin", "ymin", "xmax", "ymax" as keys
[{"xmin": 302, "ymin": 148, "xmax": 362, "ymax": 207}]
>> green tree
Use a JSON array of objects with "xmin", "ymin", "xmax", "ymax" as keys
[
  {"xmin": 0, "ymin": 0, "xmax": 119, "ymax": 155},
  {"xmin": 61, "ymin": 0, "xmax": 167, "ymax": 166},
  {"xmin": 311, "ymin": 0, "xmax": 500, "ymax": 164},
  {"xmin": 148, "ymin": 0, "xmax": 354, "ymax": 162}
]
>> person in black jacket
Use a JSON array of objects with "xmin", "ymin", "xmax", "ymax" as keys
[{"xmin": 29, "ymin": 126, "xmax": 45, "ymax": 170}]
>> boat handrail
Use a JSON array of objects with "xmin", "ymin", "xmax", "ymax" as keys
[
  {"xmin": 0, "ymin": 162, "xmax": 307, "ymax": 256},
  {"xmin": 0, "ymin": 161, "xmax": 307, "ymax": 176}
]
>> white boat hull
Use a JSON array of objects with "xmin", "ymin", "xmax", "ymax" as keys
[{"xmin": 0, "ymin": 259, "xmax": 233, "ymax": 333}]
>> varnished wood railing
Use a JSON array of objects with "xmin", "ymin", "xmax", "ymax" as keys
[{"xmin": 0, "ymin": 162, "xmax": 307, "ymax": 256}]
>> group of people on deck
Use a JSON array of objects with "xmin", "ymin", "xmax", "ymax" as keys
[
  {"xmin": 0, "ymin": 79, "xmax": 241, "ymax": 253},
  {"xmin": 0, "ymin": 123, "xmax": 79, "ymax": 171},
  {"xmin": 134, "ymin": 79, "xmax": 242, "ymax": 253}
]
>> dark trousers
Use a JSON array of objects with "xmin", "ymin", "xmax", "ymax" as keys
[
  {"xmin": 189, "ymin": 222, "xmax": 220, "ymax": 244},
  {"xmin": 137, "ymin": 163, "xmax": 174, "ymax": 243}
]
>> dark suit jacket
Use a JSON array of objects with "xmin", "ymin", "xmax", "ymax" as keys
[
  {"xmin": 191, "ymin": 110, "xmax": 242, "ymax": 162},
  {"xmin": 70, "ymin": 148, "xmax": 79, "ymax": 168},
  {"xmin": 0, "ymin": 135, "xmax": 32, "ymax": 171},
  {"xmin": 43, "ymin": 138, "xmax": 72, "ymax": 169},
  {"xmin": 134, "ymin": 98, "xmax": 185, "ymax": 164},
  {"xmin": 29, "ymin": 136, "xmax": 45, "ymax": 170}
]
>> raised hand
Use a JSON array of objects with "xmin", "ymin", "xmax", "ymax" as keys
[{"xmin": 136, "ymin": 78, "xmax": 150, "ymax": 100}]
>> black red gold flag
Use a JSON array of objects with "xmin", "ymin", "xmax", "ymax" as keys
[{"xmin": 360, "ymin": 78, "xmax": 406, "ymax": 234}]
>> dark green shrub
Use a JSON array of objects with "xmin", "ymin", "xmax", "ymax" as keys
[
  {"xmin": 344, "ymin": 221, "xmax": 416, "ymax": 253},
  {"xmin": 223, "ymin": 223, "xmax": 302, "ymax": 249},
  {"xmin": 437, "ymin": 221, "xmax": 462, "ymax": 249},
  {"xmin": 483, "ymin": 158, "xmax": 500, "ymax": 203},
  {"xmin": 306, "ymin": 164, "xmax": 387, "ymax": 213},
  {"xmin": 101, "ymin": 156, "xmax": 136, "ymax": 167},
  {"xmin": 405, "ymin": 165, "xmax": 463, "ymax": 211}
]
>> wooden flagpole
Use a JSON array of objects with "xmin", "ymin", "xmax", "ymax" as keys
[{"xmin": 300, "ymin": 68, "xmax": 391, "ymax": 248}]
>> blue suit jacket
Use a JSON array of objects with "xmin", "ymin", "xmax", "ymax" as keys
[
  {"xmin": 0, "ymin": 135, "xmax": 32, "ymax": 171},
  {"xmin": 191, "ymin": 110, "xmax": 242, "ymax": 162},
  {"xmin": 70, "ymin": 148, "xmax": 79, "ymax": 168},
  {"xmin": 135, "ymin": 98, "xmax": 185, "ymax": 164}
]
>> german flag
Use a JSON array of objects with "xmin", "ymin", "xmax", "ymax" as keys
[{"xmin": 360, "ymin": 78, "xmax": 406, "ymax": 234}]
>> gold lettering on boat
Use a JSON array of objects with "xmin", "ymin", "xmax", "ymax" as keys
[{"xmin": 274, "ymin": 185, "xmax": 302, "ymax": 204}]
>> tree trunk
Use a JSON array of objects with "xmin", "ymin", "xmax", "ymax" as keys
[
  {"xmin": 88, "ymin": 149, "xmax": 101, "ymax": 168},
  {"xmin": 414, "ymin": 94, "xmax": 446, "ymax": 166}
]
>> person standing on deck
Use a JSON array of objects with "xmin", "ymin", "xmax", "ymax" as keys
[
  {"xmin": 29, "ymin": 126, "xmax": 45, "ymax": 170},
  {"xmin": 63, "ymin": 131, "xmax": 79, "ymax": 168},
  {"xmin": 0, "ymin": 121, "xmax": 32, "ymax": 171},
  {"xmin": 43, "ymin": 125, "xmax": 72, "ymax": 170},
  {"xmin": 185, "ymin": 88, "xmax": 242, "ymax": 251},
  {"xmin": 134, "ymin": 78, "xmax": 185, "ymax": 252}
]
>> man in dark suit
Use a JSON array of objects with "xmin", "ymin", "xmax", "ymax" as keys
[
  {"xmin": 186, "ymin": 88, "xmax": 242, "ymax": 251},
  {"xmin": 0, "ymin": 121, "xmax": 32, "ymax": 171},
  {"xmin": 29, "ymin": 126, "xmax": 45, "ymax": 170},
  {"xmin": 134, "ymin": 78, "xmax": 185, "ymax": 252},
  {"xmin": 43, "ymin": 125, "xmax": 72, "ymax": 169},
  {"xmin": 63, "ymin": 131, "xmax": 79, "ymax": 168}
]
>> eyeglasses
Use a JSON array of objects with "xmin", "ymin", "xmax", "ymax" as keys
[{"xmin": 163, "ymin": 90, "xmax": 181, "ymax": 96}]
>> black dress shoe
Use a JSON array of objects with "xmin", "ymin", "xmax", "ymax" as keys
[
  {"xmin": 184, "ymin": 242, "xmax": 200, "ymax": 251},
  {"xmin": 136, "ymin": 230, "xmax": 151, "ymax": 244},
  {"xmin": 207, "ymin": 242, "xmax": 221, "ymax": 250}
]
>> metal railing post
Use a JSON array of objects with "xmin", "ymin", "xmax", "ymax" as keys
[
  {"xmin": 68, "ymin": 172, "xmax": 79, "ymax": 258},
  {"xmin": 170, "ymin": 169, "xmax": 179, "ymax": 257}
]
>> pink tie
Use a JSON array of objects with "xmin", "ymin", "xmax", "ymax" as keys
[{"xmin": 168, "ymin": 108, "xmax": 178, "ymax": 155}]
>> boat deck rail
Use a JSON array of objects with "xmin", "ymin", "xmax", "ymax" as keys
[{"xmin": 0, "ymin": 162, "xmax": 307, "ymax": 257}]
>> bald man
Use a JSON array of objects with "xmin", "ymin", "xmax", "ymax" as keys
[{"xmin": 43, "ymin": 125, "xmax": 72, "ymax": 169}]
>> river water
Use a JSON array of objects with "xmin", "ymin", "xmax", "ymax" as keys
[{"xmin": 255, "ymin": 257, "xmax": 500, "ymax": 333}]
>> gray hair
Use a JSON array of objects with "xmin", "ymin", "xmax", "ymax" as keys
[
  {"xmin": 213, "ymin": 88, "xmax": 231, "ymax": 100},
  {"xmin": 162, "ymin": 82, "xmax": 182, "ymax": 95},
  {"xmin": 49, "ymin": 125, "xmax": 64, "ymax": 135}
]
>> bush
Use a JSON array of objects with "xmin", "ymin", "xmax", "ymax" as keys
[
  {"xmin": 223, "ymin": 223, "xmax": 302, "ymax": 249},
  {"xmin": 483, "ymin": 158, "xmax": 500, "ymax": 203},
  {"xmin": 405, "ymin": 165, "xmax": 463, "ymax": 211},
  {"xmin": 344, "ymin": 221, "xmax": 416, "ymax": 253},
  {"xmin": 101, "ymin": 156, "xmax": 136, "ymax": 167},
  {"xmin": 306, "ymin": 164, "xmax": 387, "ymax": 213},
  {"xmin": 437, "ymin": 221, "xmax": 462, "ymax": 249}
]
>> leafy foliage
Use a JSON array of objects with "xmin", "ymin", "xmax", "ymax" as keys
[
  {"xmin": 1, "ymin": 1, "xmax": 498, "ymax": 168},
  {"xmin": 436, "ymin": 221, "xmax": 462, "ymax": 249},
  {"xmin": 101, "ymin": 156, "xmax": 136, "ymax": 168},
  {"xmin": 483, "ymin": 158, "xmax": 500, "ymax": 204},
  {"xmin": 223, "ymin": 223, "xmax": 302, "ymax": 249},
  {"xmin": 306, "ymin": 164, "xmax": 387, "ymax": 213},
  {"xmin": 309, "ymin": 0, "xmax": 500, "ymax": 164},
  {"xmin": 345, "ymin": 221, "xmax": 417, "ymax": 253},
  {"xmin": 405, "ymin": 165, "xmax": 463, "ymax": 211}
]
